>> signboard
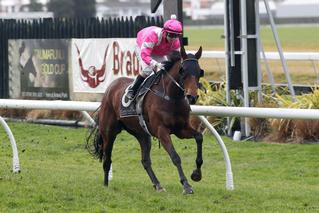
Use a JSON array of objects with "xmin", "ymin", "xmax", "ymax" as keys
[
  {"xmin": 9, "ymin": 39, "xmax": 69, "ymax": 99},
  {"xmin": 72, "ymin": 38, "xmax": 141, "ymax": 93}
]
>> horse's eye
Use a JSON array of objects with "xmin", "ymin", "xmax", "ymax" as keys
[
  {"xmin": 179, "ymin": 68, "xmax": 185, "ymax": 75},
  {"xmin": 200, "ymin": 69, "xmax": 204, "ymax": 77}
]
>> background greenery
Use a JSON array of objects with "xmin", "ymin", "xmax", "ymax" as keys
[
  {"xmin": 184, "ymin": 25, "xmax": 319, "ymax": 51},
  {"xmin": 184, "ymin": 25, "xmax": 319, "ymax": 85},
  {"xmin": 1, "ymin": 122, "xmax": 318, "ymax": 212}
]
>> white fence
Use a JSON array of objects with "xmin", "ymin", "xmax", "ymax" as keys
[
  {"xmin": 0, "ymin": 99, "xmax": 236, "ymax": 190},
  {"xmin": 3, "ymin": 98, "xmax": 319, "ymax": 191},
  {"xmin": 3, "ymin": 99, "xmax": 319, "ymax": 190},
  {"xmin": 3, "ymin": 99, "xmax": 319, "ymax": 120},
  {"xmin": 0, "ymin": 116, "xmax": 20, "ymax": 173},
  {"xmin": 189, "ymin": 50, "xmax": 319, "ymax": 61}
]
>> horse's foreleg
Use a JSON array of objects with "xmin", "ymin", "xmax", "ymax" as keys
[
  {"xmin": 177, "ymin": 127, "xmax": 203, "ymax": 182},
  {"xmin": 192, "ymin": 132, "xmax": 203, "ymax": 182},
  {"xmin": 136, "ymin": 135, "xmax": 164, "ymax": 192},
  {"xmin": 157, "ymin": 127, "xmax": 193, "ymax": 194}
]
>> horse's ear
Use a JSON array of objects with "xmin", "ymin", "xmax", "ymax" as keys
[
  {"xmin": 180, "ymin": 46, "xmax": 187, "ymax": 60},
  {"xmin": 195, "ymin": 46, "xmax": 202, "ymax": 59}
]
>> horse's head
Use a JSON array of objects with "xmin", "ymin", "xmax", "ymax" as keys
[{"xmin": 180, "ymin": 46, "xmax": 204, "ymax": 105}]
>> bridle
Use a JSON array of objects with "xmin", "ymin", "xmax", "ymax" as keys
[
  {"xmin": 165, "ymin": 70, "xmax": 185, "ymax": 93},
  {"xmin": 178, "ymin": 58, "xmax": 200, "ymax": 88},
  {"xmin": 167, "ymin": 58, "xmax": 199, "ymax": 88},
  {"xmin": 157, "ymin": 57, "xmax": 200, "ymax": 100}
]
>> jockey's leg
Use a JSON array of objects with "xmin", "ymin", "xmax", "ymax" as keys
[{"xmin": 126, "ymin": 74, "xmax": 145, "ymax": 100}]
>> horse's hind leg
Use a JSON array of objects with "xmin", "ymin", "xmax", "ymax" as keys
[
  {"xmin": 99, "ymin": 111, "xmax": 120, "ymax": 186},
  {"xmin": 135, "ymin": 135, "xmax": 165, "ymax": 192},
  {"xmin": 101, "ymin": 132, "xmax": 116, "ymax": 186}
]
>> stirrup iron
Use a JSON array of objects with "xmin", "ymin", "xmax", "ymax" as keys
[{"xmin": 122, "ymin": 86, "xmax": 135, "ymax": 107}]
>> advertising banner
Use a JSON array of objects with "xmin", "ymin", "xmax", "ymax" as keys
[
  {"xmin": 72, "ymin": 39, "xmax": 141, "ymax": 93},
  {"xmin": 9, "ymin": 39, "xmax": 69, "ymax": 99}
]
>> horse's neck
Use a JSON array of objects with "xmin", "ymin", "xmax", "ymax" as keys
[{"xmin": 167, "ymin": 61, "xmax": 181, "ymax": 79}]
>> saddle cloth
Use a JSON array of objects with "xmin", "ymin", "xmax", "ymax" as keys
[{"xmin": 120, "ymin": 71, "xmax": 162, "ymax": 118}]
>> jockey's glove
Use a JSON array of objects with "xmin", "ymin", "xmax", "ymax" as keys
[{"xmin": 150, "ymin": 60, "xmax": 164, "ymax": 71}]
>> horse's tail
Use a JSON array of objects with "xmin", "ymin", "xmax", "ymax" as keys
[{"xmin": 85, "ymin": 108, "xmax": 104, "ymax": 162}]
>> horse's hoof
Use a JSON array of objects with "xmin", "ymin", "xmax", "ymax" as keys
[
  {"xmin": 104, "ymin": 179, "xmax": 109, "ymax": 187},
  {"xmin": 156, "ymin": 187, "xmax": 166, "ymax": 192},
  {"xmin": 191, "ymin": 169, "xmax": 202, "ymax": 182},
  {"xmin": 154, "ymin": 185, "xmax": 166, "ymax": 192},
  {"xmin": 183, "ymin": 188, "xmax": 194, "ymax": 195}
]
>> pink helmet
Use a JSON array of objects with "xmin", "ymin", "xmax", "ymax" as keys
[{"xmin": 163, "ymin": 14, "xmax": 182, "ymax": 34}]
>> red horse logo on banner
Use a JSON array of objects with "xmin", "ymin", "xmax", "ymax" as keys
[{"xmin": 75, "ymin": 43, "xmax": 109, "ymax": 88}]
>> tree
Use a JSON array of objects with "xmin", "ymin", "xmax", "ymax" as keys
[
  {"xmin": 47, "ymin": 0, "xmax": 96, "ymax": 18},
  {"xmin": 74, "ymin": 0, "xmax": 96, "ymax": 18},
  {"xmin": 47, "ymin": 0, "xmax": 75, "ymax": 17},
  {"xmin": 28, "ymin": 0, "xmax": 43, "ymax": 12}
]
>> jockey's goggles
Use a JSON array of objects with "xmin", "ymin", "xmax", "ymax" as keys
[{"xmin": 167, "ymin": 32, "xmax": 180, "ymax": 38}]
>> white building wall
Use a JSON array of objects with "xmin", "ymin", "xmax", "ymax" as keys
[{"xmin": 277, "ymin": 4, "xmax": 319, "ymax": 18}]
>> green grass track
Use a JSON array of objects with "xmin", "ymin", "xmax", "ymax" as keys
[{"xmin": 1, "ymin": 122, "xmax": 318, "ymax": 212}]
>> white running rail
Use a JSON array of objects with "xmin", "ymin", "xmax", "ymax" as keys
[
  {"xmin": 0, "ymin": 116, "xmax": 20, "ymax": 173},
  {"xmin": 198, "ymin": 116, "xmax": 234, "ymax": 190},
  {"xmin": 189, "ymin": 50, "xmax": 319, "ymax": 61},
  {"xmin": 3, "ymin": 99, "xmax": 319, "ymax": 189},
  {"xmin": 0, "ymin": 99, "xmax": 237, "ymax": 190}
]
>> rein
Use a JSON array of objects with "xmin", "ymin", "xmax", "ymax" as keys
[{"xmin": 165, "ymin": 71, "xmax": 185, "ymax": 92}]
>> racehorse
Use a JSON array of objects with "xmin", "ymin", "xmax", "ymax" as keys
[{"xmin": 87, "ymin": 46, "xmax": 204, "ymax": 194}]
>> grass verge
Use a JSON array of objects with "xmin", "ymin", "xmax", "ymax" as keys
[{"xmin": 1, "ymin": 122, "xmax": 318, "ymax": 212}]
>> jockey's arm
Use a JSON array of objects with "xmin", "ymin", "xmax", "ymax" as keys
[
  {"xmin": 140, "ymin": 44, "xmax": 153, "ymax": 66},
  {"xmin": 140, "ymin": 29, "xmax": 166, "ymax": 69},
  {"xmin": 140, "ymin": 43, "xmax": 163, "ymax": 71}
]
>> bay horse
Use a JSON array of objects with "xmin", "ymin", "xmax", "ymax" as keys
[{"xmin": 87, "ymin": 46, "xmax": 204, "ymax": 194}]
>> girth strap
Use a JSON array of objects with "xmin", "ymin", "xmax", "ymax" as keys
[{"xmin": 136, "ymin": 93, "xmax": 151, "ymax": 136}]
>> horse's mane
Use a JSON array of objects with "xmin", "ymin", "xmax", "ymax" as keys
[{"xmin": 162, "ymin": 50, "xmax": 181, "ymax": 71}]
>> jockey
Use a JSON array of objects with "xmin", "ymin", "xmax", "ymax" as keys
[{"xmin": 125, "ymin": 14, "xmax": 182, "ymax": 102}]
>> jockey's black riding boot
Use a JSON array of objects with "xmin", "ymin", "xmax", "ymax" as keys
[{"xmin": 126, "ymin": 75, "xmax": 145, "ymax": 100}]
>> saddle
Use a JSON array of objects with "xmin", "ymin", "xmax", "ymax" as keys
[{"xmin": 120, "ymin": 71, "xmax": 162, "ymax": 117}]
